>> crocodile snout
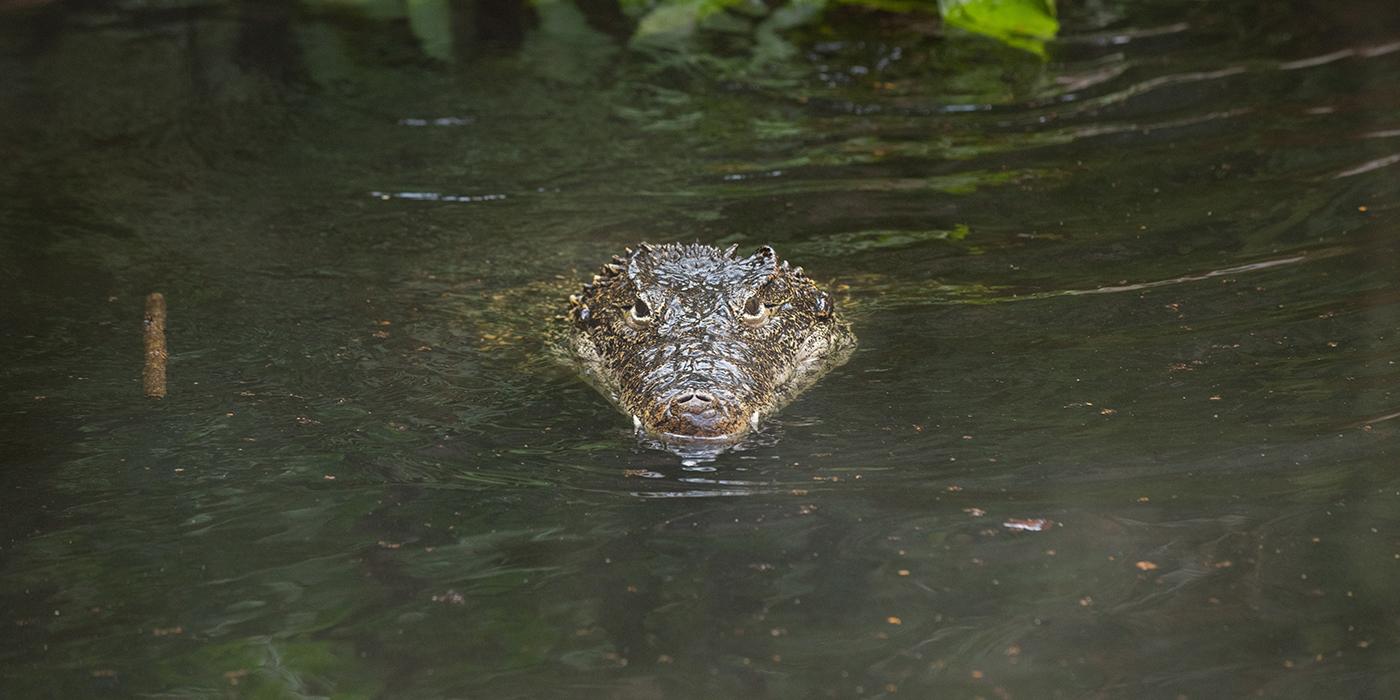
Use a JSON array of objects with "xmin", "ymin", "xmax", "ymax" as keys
[{"xmin": 653, "ymin": 389, "xmax": 744, "ymax": 440}]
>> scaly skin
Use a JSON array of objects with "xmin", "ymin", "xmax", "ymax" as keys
[{"xmin": 566, "ymin": 242, "xmax": 856, "ymax": 446}]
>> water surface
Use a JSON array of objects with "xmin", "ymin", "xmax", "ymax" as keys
[{"xmin": 3, "ymin": 1, "xmax": 1400, "ymax": 697}]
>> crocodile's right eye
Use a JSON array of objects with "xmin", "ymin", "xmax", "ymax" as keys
[
  {"xmin": 625, "ymin": 298, "xmax": 652, "ymax": 327},
  {"xmin": 741, "ymin": 295, "xmax": 772, "ymax": 326}
]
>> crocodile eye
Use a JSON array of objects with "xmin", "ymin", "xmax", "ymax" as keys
[
  {"xmin": 626, "ymin": 298, "xmax": 652, "ymax": 327},
  {"xmin": 741, "ymin": 295, "xmax": 771, "ymax": 326}
]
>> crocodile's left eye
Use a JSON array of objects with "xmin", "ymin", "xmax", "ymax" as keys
[
  {"xmin": 741, "ymin": 295, "xmax": 771, "ymax": 326},
  {"xmin": 625, "ymin": 298, "xmax": 652, "ymax": 328}
]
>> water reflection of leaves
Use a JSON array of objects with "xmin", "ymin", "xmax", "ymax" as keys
[
  {"xmin": 626, "ymin": 0, "xmax": 1058, "ymax": 56},
  {"xmin": 317, "ymin": 0, "xmax": 1059, "ymax": 68}
]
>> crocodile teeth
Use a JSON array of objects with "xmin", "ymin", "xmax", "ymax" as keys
[
  {"xmin": 632, "ymin": 415, "xmax": 643, "ymax": 431},
  {"xmin": 749, "ymin": 411, "xmax": 761, "ymax": 430}
]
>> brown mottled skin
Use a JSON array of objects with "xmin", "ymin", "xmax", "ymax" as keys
[{"xmin": 566, "ymin": 242, "xmax": 856, "ymax": 446}]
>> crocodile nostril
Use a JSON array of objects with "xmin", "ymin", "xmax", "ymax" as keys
[
  {"xmin": 657, "ymin": 390, "xmax": 741, "ymax": 438},
  {"xmin": 672, "ymin": 392, "xmax": 717, "ymax": 413}
]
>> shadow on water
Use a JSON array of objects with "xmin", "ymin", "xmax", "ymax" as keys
[{"xmin": 3, "ymin": 0, "xmax": 1400, "ymax": 696}]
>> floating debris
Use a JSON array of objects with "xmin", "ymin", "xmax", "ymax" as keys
[
  {"xmin": 370, "ymin": 190, "xmax": 507, "ymax": 203},
  {"xmin": 1003, "ymin": 518, "xmax": 1053, "ymax": 532},
  {"xmin": 142, "ymin": 292, "xmax": 167, "ymax": 398},
  {"xmin": 722, "ymin": 169, "xmax": 784, "ymax": 181},
  {"xmin": 431, "ymin": 590, "xmax": 465, "ymax": 605}
]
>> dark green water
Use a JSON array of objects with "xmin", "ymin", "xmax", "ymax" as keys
[{"xmin": 4, "ymin": 1, "xmax": 1400, "ymax": 697}]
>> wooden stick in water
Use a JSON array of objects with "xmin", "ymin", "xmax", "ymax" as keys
[{"xmin": 143, "ymin": 292, "xmax": 167, "ymax": 399}]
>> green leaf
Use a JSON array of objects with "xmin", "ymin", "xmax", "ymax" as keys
[{"xmin": 938, "ymin": 0, "xmax": 1058, "ymax": 56}]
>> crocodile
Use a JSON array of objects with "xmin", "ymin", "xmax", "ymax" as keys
[{"xmin": 565, "ymin": 242, "xmax": 856, "ymax": 449}]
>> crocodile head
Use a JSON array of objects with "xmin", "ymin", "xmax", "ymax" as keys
[{"xmin": 566, "ymin": 242, "xmax": 856, "ymax": 447}]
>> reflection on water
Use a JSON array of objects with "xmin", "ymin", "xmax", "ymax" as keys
[{"xmin": 3, "ymin": 0, "xmax": 1400, "ymax": 697}]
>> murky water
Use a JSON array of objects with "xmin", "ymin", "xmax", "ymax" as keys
[{"xmin": 4, "ymin": 1, "xmax": 1400, "ymax": 697}]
